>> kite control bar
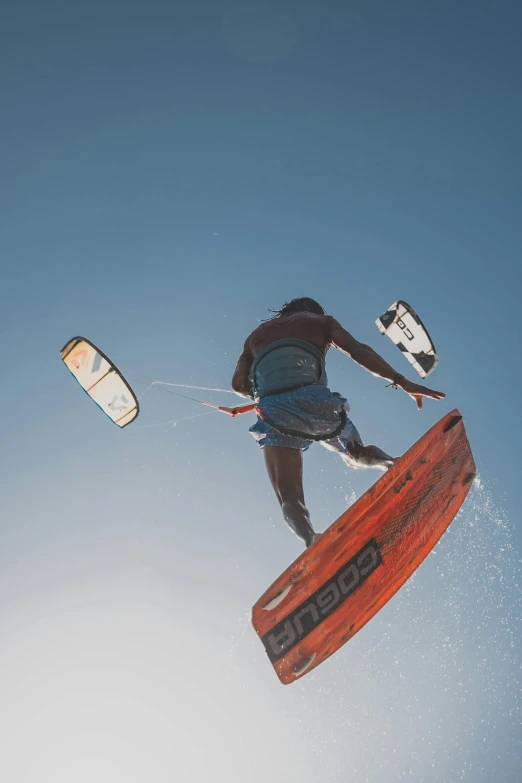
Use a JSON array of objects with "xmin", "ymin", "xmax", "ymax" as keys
[{"xmin": 201, "ymin": 401, "xmax": 258, "ymax": 417}]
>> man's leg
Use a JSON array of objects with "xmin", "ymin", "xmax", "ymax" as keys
[
  {"xmin": 342, "ymin": 437, "xmax": 396, "ymax": 471},
  {"xmin": 325, "ymin": 423, "xmax": 396, "ymax": 471},
  {"xmin": 262, "ymin": 446, "xmax": 317, "ymax": 547}
]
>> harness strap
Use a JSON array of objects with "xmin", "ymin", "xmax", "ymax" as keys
[{"xmin": 257, "ymin": 405, "xmax": 348, "ymax": 442}]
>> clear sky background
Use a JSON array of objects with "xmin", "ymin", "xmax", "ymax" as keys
[{"xmin": 1, "ymin": 1, "xmax": 521, "ymax": 781}]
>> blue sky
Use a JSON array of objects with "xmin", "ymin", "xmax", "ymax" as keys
[{"xmin": 1, "ymin": 2, "xmax": 521, "ymax": 781}]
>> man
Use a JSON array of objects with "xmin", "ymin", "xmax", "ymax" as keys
[{"xmin": 232, "ymin": 298, "xmax": 445, "ymax": 548}]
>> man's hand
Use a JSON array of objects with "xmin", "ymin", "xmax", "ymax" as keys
[{"xmin": 397, "ymin": 376, "xmax": 446, "ymax": 410}]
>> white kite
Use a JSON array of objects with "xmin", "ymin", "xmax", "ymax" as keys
[
  {"xmin": 375, "ymin": 301, "xmax": 438, "ymax": 378},
  {"xmin": 60, "ymin": 337, "xmax": 139, "ymax": 427}
]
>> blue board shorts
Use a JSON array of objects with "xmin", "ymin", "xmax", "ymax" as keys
[{"xmin": 249, "ymin": 385, "xmax": 361, "ymax": 453}]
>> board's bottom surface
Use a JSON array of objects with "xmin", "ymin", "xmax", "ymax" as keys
[{"xmin": 251, "ymin": 410, "xmax": 476, "ymax": 684}]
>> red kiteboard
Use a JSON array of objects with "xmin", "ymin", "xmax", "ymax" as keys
[{"xmin": 251, "ymin": 409, "xmax": 476, "ymax": 684}]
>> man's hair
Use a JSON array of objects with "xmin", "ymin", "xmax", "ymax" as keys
[{"xmin": 266, "ymin": 297, "xmax": 326, "ymax": 319}]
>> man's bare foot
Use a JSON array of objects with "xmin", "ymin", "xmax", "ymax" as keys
[{"xmin": 307, "ymin": 532, "xmax": 323, "ymax": 548}]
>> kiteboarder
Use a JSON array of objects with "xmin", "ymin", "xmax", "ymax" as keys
[{"xmin": 231, "ymin": 298, "xmax": 446, "ymax": 548}]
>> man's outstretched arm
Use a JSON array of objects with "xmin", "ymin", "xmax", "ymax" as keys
[{"xmin": 331, "ymin": 325, "xmax": 445, "ymax": 410}]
